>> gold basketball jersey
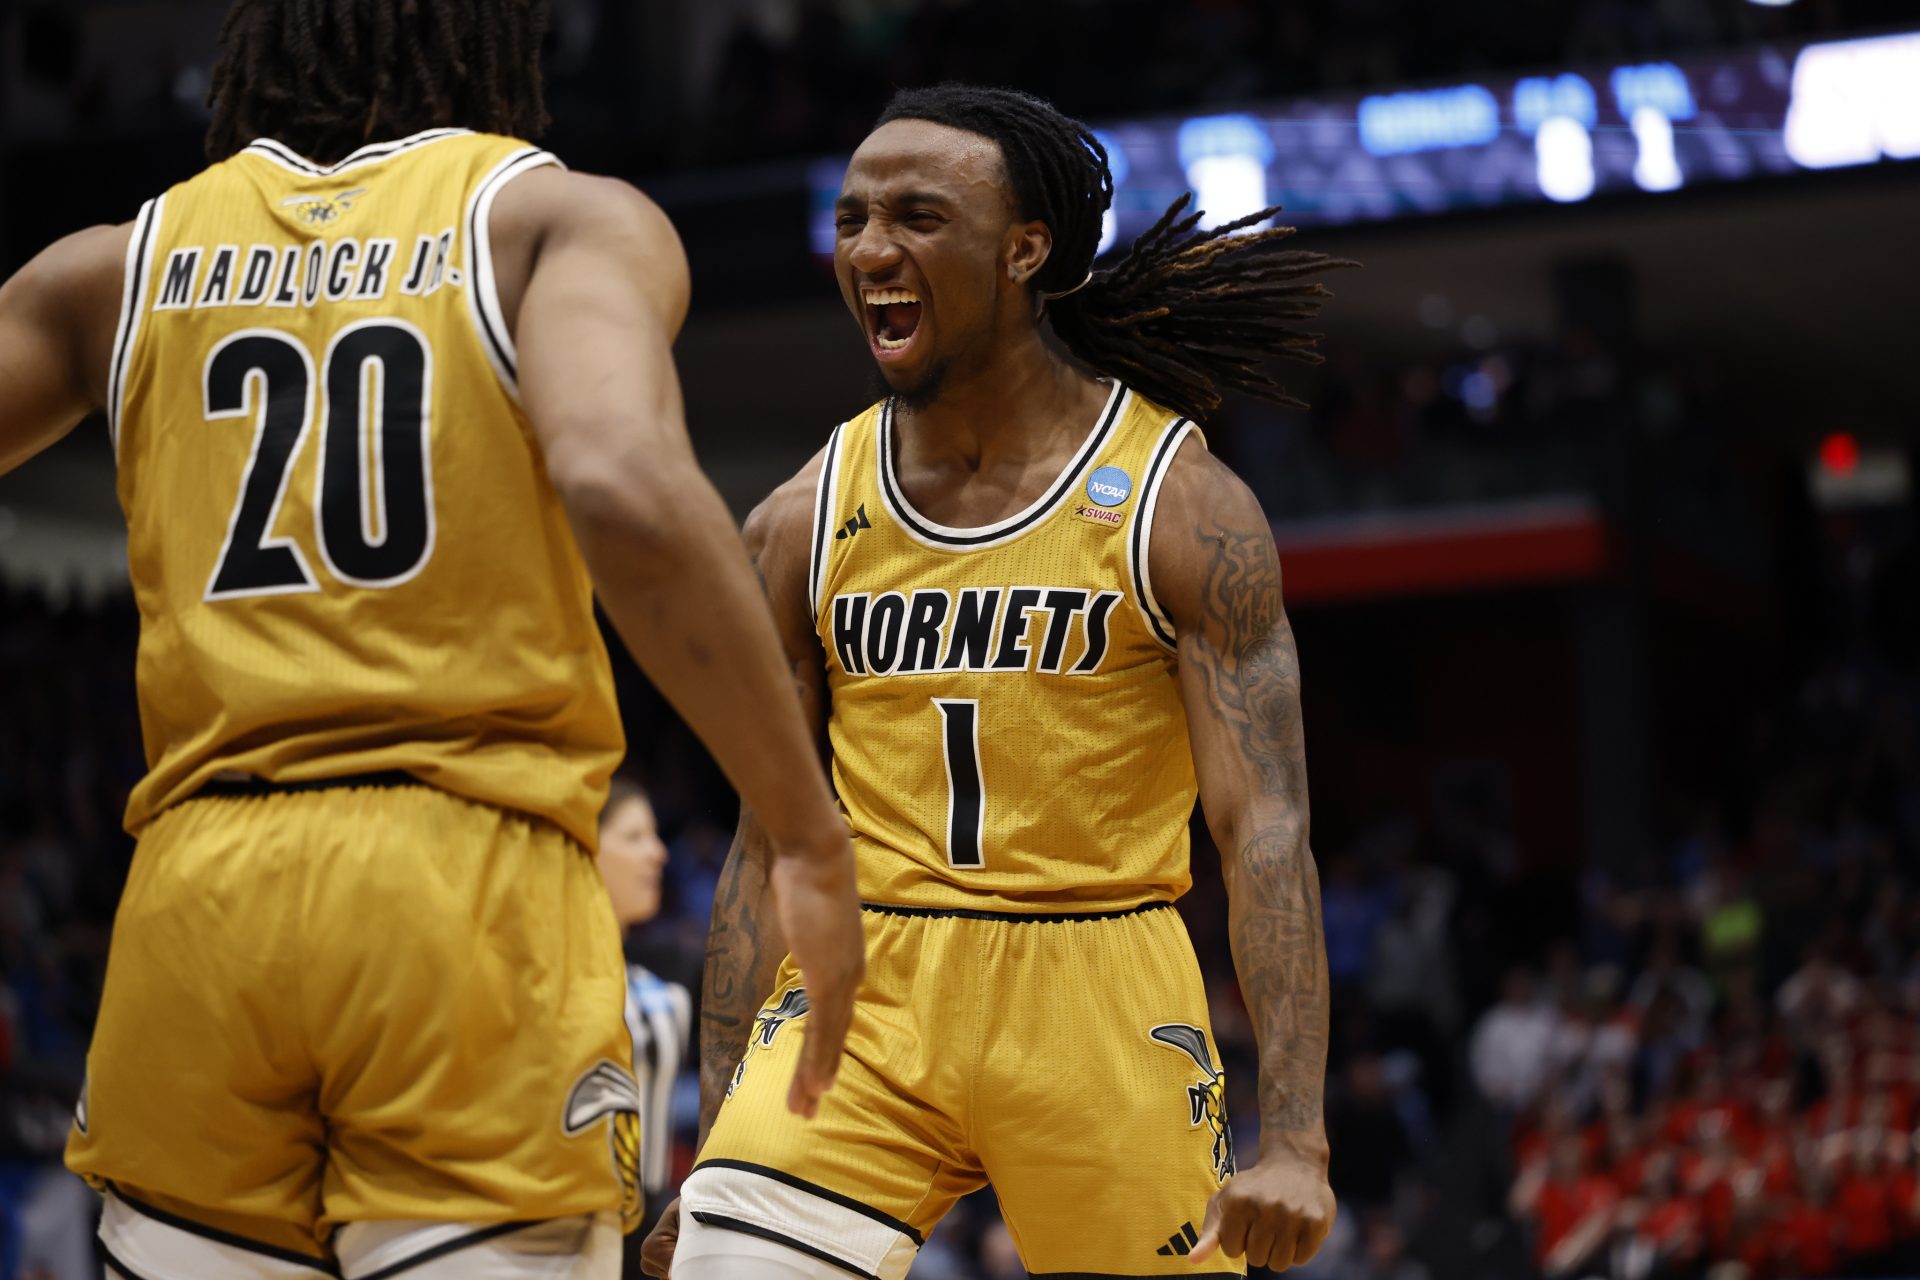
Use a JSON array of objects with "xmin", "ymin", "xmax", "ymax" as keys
[
  {"xmin": 811, "ymin": 383, "xmax": 1202, "ymax": 911},
  {"xmin": 110, "ymin": 129, "xmax": 621, "ymax": 849}
]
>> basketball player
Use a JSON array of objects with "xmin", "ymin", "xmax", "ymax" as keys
[
  {"xmin": 0, "ymin": 2, "xmax": 862, "ymax": 1276},
  {"xmin": 646, "ymin": 87, "xmax": 1351, "ymax": 1278}
]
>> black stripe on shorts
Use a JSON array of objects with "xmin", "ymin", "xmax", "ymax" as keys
[
  {"xmin": 689, "ymin": 1212, "xmax": 877, "ymax": 1280},
  {"xmin": 860, "ymin": 900, "xmax": 1173, "ymax": 925}
]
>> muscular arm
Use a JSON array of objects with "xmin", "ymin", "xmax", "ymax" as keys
[
  {"xmin": 697, "ymin": 464, "xmax": 833, "ymax": 1147},
  {"xmin": 500, "ymin": 171, "xmax": 860, "ymax": 1114},
  {"xmin": 0, "ymin": 224, "xmax": 131, "ymax": 474},
  {"xmin": 1154, "ymin": 440, "xmax": 1333, "ymax": 1269}
]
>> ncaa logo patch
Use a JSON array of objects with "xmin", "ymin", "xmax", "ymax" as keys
[{"xmin": 1086, "ymin": 466, "xmax": 1132, "ymax": 507}]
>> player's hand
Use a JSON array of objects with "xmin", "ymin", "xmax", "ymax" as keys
[
  {"xmin": 1190, "ymin": 1153, "xmax": 1336, "ymax": 1271},
  {"xmin": 769, "ymin": 834, "xmax": 864, "ymax": 1118},
  {"xmin": 639, "ymin": 1197, "xmax": 679, "ymax": 1277}
]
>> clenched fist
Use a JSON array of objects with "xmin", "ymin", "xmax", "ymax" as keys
[{"xmin": 1190, "ymin": 1154, "xmax": 1336, "ymax": 1271}]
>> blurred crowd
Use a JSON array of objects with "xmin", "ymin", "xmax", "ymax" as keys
[{"xmin": 1489, "ymin": 652, "xmax": 1920, "ymax": 1280}]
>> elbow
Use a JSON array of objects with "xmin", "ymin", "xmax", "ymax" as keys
[
  {"xmin": 547, "ymin": 445, "xmax": 712, "ymax": 552},
  {"xmin": 1211, "ymin": 804, "xmax": 1308, "ymax": 870}
]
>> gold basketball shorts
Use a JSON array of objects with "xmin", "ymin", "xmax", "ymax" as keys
[
  {"xmin": 687, "ymin": 900, "xmax": 1245, "ymax": 1277},
  {"xmin": 65, "ymin": 781, "xmax": 639, "ymax": 1271}
]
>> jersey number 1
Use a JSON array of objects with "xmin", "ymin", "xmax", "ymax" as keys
[
  {"xmin": 934, "ymin": 699, "xmax": 985, "ymax": 869},
  {"xmin": 203, "ymin": 320, "xmax": 434, "ymax": 599}
]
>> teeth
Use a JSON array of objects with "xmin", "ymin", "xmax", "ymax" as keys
[
  {"xmin": 863, "ymin": 287, "xmax": 921, "ymax": 306},
  {"xmin": 877, "ymin": 334, "xmax": 911, "ymax": 350}
]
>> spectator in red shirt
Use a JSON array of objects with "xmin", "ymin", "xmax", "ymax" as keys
[
  {"xmin": 1600, "ymin": 1112, "xmax": 1651, "ymax": 1197},
  {"xmin": 1835, "ymin": 1129, "xmax": 1898, "ymax": 1259},
  {"xmin": 1633, "ymin": 1151, "xmax": 1703, "ymax": 1269},
  {"xmin": 1887, "ymin": 1139, "xmax": 1920, "ymax": 1239},
  {"xmin": 1682, "ymin": 1115, "xmax": 1742, "ymax": 1243},
  {"xmin": 1775, "ymin": 1164, "xmax": 1846, "ymax": 1278},
  {"xmin": 1515, "ymin": 1136, "xmax": 1620, "ymax": 1276},
  {"xmin": 1720, "ymin": 1174, "xmax": 1779, "ymax": 1277}
]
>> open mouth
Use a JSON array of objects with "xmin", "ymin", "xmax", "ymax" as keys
[{"xmin": 862, "ymin": 286, "xmax": 924, "ymax": 357}]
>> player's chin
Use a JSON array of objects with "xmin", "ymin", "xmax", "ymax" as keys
[{"xmin": 874, "ymin": 356, "xmax": 949, "ymax": 410}]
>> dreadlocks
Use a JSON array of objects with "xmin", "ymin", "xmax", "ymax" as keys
[
  {"xmin": 205, "ymin": 0, "xmax": 551, "ymax": 165},
  {"xmin": 876, "ymin": 85, "xmax": 1356, "ymax": 422}
]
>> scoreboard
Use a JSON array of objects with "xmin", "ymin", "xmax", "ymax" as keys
[{"xmin": 810, "ymin": 28, "xmax": 1920, "ymax": 252}]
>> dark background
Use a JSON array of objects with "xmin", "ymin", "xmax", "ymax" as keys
[{"xmin": 2, "ymin": 2, "xmax": 1917, "ymax": 1278}]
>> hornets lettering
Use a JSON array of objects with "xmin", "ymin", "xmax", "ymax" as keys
[{"xmin": 829, "ymin": 586, "xmax": 1123, "ymax": 677}]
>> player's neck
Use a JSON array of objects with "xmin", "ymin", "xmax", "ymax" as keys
[{"xmin": 895, "ymin": 336, "xmax": 1099, "ymax": 472}]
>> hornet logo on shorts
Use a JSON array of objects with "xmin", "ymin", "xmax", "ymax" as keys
[
  {"xmin": 727, "ymin": 987, "xmax": 809, "ymax": 1099},
  {"xmin": 1150, "ymin": 1024, "xmax": 1235, "ymax": 1183},
  {"xmin": 564, "ymin": 1060, "xmax": 643, "ymax": 1230}
]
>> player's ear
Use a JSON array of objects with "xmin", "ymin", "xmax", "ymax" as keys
[{"xmin": 1005, "ymin": 219, "xmax": 1052, "ymax": 290}]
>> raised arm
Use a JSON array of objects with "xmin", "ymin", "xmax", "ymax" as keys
[
  {"xmin": 1152, "ymin": 441, "xmax": 1334, "ymax": 1272},
  {"xmin": 499, "ymin": 170, "xmax": 861, "ymax": 1118},
  {"xmin": 640, "ymin": 462, "xmax": 832, "ymax": 1277},
  {"xmin": 0, "ymin": 223, "xmax": 131, "ymax": 475},
  {"xmin": 694, "ymin": 466, "xmax": 835, "ymax": 1145}
]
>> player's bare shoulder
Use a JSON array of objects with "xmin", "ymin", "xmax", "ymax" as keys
[
  {"xmin": 0, "ymin": 220, "xmax": 141, "ymax": 469},
  {"xmin": 745, "ymin": 445, "xmax": 834, "ymax": 606},
  {"xmin": 7, "ymin": 222, "xmax": 141, "ymax": 400},
  {"xmin": 486, "ymin": 168, "xmax": 690, "ymax": 341},
  {"xmin": 1146, "ymin": 433, "xmax": 1280, "ymax": 633}
]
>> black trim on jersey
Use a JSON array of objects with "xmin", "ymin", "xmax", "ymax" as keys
[
  {"xmin": 876, "ymin": 386, "xmax": 1124, "ymax": 548},
  {"xmin": 1129, "ymin": 418, "xmax": 1189, "ymax": 649},
  {"xmin": 465, "ymin": 149, "xmax": 553, "ymax": 384},
  {"xmin": 692, "ymin": 1159, "xmax": 926, "ymax": 1245},
  {"xmin": 809, "ymin": 423, "xmax": 846, "ymax": 621},
  {"xmin": 192, "ymin": 769, "xmax": 420, "ymax": 800},
  {"xmin": 690, "ymin": 1213, "xmax": 878, "ymax": 1279},
  {"xmin": 109, "ymin": 198, "xmax": 160, "ymax": 444},
  {"xmin": 243, "ymin": 129, "xmax": 468, "ymax": 177},
  {"xmin": 107, "ymin": 1184, "xmax": 341, "ymax": 1275},
  {"xmin": 353, "ymin": 1220, "xmax": 538, "ymax": 1280},
  {"xmin": 860, "ymin": 900, "xmax": 1173, "ymax": 925},
  {"xmin": 244, "ymin": 138, "xmax": 327, "ymax": 175}
]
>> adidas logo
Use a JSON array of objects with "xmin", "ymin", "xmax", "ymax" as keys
[
  {"xmin": 834, "ymin": 503, "xmax": 871, "ymax": 541},
  {"xmin": 1156, "ymin": 1221, "xmax": 1200, "ymax": 1257}
]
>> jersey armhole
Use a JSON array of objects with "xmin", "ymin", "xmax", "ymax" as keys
[
  {"xmin": 107, "ymin": 196, "xmax": 165, "ymax": 460},
  {"xmin": 807, "ymin": 422, "xmax": 850, "ymax": 624},
  {"xmin": 463, "ymin": 147, "xmax": 564, "ymax": 403},
  {"xmin": 1128, "ymin": 416, "xmax": 1204, "ymax": 651}
]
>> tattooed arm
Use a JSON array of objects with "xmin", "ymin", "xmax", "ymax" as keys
[
  {"xmin": 1152, "ymin": 439, "xmax": 1334, "ymax": 1272},
  {"xmin": 692, "ymin": 457, "xmax": 840, "ymax": 1143},
  {"xmin": 642, "ymin": 450, "xmax": 848, "ymax": 1277}
]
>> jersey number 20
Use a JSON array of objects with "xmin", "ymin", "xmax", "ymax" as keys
[{"xmin": 203, "ymin": 320, "xmax": 434, "ymax": 599}]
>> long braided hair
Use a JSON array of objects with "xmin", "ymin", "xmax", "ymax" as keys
[
  {"xmin": 205, "ymin": 0, "xmax": 551, "ymax": 165},
  {"xmin": 876, "ymin": 85, "xmax": 1355, "ymax": 421}
]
